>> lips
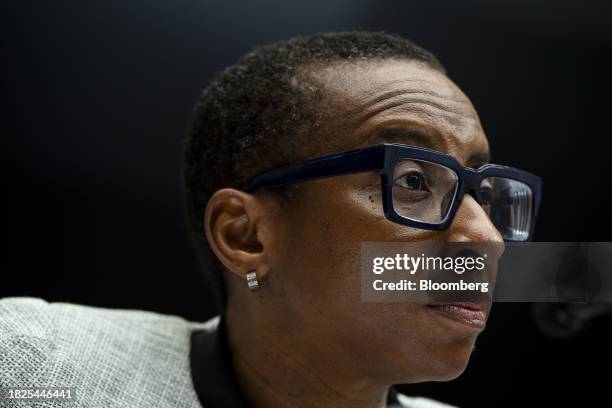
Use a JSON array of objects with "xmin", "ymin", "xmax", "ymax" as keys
[{"xmin": 425, "ymin": 301, "xmax": 490, "ymax": 329}]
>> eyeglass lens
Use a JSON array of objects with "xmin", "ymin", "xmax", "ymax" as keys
[{"xmin": 391, "ymin": 160, "xmax": 533, "ymax": 240}]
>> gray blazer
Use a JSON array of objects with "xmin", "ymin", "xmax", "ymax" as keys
[{"xmin": 0, "ymin": 297, "xmax": 456, "ymax": 407}]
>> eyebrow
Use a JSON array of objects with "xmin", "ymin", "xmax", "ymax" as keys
[
  {"xmin": 467, "ymin": 151, "xmax": 492, "ymax": 167},
  {"xmin": 367, "ymin": 127, "xmax": 440, "ymax": 150},
  {"xmin": 367, "ymin": 127, "xmax": 492, "ymax": 167}
]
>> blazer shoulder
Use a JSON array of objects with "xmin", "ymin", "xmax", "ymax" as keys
[{"xmin": 0, "ymin": 297, "xmax": 206, "ymax": 408}]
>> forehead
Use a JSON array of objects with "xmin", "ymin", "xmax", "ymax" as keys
[{"xmin": 300, "ymin": 59, "xmax": 490, "ymax": 165}]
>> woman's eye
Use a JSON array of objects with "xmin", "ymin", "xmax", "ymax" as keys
[{"xmin": 395, "ymin": 171, "xmax": 428, "ymax": 191}]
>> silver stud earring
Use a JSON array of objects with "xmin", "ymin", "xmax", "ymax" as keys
[{"xmin": 246, "ymin": 269, "xmax": 260, "ymax": 291}]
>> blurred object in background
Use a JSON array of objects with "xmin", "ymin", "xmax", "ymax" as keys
[{"xmin": 533, "ymin": 303, "xmax": 612, "ymax": 339}]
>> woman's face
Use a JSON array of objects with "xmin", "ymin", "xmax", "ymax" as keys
[{"xmin": 223, "ymin": 59, "xmax": 505, "ymax": 384}]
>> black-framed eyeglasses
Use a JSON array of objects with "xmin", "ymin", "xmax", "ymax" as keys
[{"xmin": 242, "ymin": 143, "xmax": 542, "ymax": 242}]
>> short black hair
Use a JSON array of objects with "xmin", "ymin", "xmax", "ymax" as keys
[{"xmin": 183, "ymin": 31, "xmax": 445, "ymax": 314}]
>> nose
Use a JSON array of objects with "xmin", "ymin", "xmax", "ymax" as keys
[{"xmin": 445, "ymin": 194, "xmax": 505, "ymax": 255}]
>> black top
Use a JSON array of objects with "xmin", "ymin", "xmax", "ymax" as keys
[{"xmin": 190, "ymin": 318, "xmax": 403, "ymax": 407}]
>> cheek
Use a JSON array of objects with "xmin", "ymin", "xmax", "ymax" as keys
[
  {"xmin": 268, "ymin": 180, "xmax": 479, "ymax": 380},
  {"xmin": 274, "ymin": 177, "xmax": 433, "ymax": 310}
]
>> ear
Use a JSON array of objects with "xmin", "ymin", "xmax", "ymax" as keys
[{"xmin": 204, "ymin": 188, "xmax": 270, "ymax": 281}]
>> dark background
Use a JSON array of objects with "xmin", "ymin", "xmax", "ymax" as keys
[{"xmin": 2, "ymin": 0, "xmax": 611, "ymax": 406}]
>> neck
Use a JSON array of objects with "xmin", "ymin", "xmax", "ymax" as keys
[{"xmin": 225, "ymin": 306, "xmax": 391, "ymax": 408}]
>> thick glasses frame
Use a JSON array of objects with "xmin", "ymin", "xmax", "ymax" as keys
[{"xmin": 242, "ymin": 143, "xmax": 542, "ymax": 241}]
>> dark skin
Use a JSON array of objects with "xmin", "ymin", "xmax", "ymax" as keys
[{"xmin": 205, "ymin": 59, "xmax": 505, "ymax": 408}]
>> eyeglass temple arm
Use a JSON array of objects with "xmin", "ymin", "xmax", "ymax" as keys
[{"xmin": 242, "ymin": 145, "xmax": 386, "ymax": 193}]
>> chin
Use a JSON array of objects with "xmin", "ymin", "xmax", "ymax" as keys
[
  {"xmin": 400, "ymin": 359, "xmax": 471, "ymax": 384},
  {"xmin": 391, "ymin": 337, "xmax": 476, "ymax": 384},
  {"xmin": 421, "ymin": 341, "xmax": 476, "ymax": 382},
  {"xmin": 429, "ymin": 363, "xmax": 470, "ymax": 382}
]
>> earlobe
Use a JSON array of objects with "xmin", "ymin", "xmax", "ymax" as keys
[{"xmin": 204, "ymin": 188, "xmax": 266, "ymax": 280}]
